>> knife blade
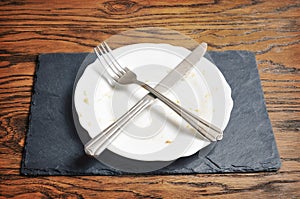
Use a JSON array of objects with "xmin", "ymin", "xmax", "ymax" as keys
[
  {"xmin": 85, "ymin": 42, "xmax": 211, "ymax": 156},
  {"xmin": 154, "ymin": 43, "xmax": 207, "ymax": 93}
]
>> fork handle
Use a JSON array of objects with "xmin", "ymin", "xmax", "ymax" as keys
[
  {"xmin": 138, "ymin": 81, "xmax": 223, "ymax": 142},
  {"xmin": 84, "ymin": 97, "xmax": 153, "ymax": 156}
]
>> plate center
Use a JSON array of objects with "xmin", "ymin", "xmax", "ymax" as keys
[{"xmin": 111, "ymin": 64, "xmax": 173, "ymax": 139}]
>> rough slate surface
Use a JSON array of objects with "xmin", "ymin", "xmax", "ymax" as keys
[{"xmin": 21, "ymin": 51, "xmax": 281, "ymax": 175}]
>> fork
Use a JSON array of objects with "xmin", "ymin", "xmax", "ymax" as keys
[{"xmin": 84, "ymin": 42, "xmax": 223, "ymax": 156}]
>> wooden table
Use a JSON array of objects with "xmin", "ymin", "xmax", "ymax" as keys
[{"xmin": 1, "ymin": 0, "xmax": 299, "ymax": 198}]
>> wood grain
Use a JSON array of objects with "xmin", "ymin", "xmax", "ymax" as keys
[{"xmin": 0, "ymin": 0, "xmax": 299, "ymax": 198}]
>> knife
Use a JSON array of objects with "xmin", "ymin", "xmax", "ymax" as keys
[{"xmin": 85, "ymin": 42, "xmax": 222, "ymax": 156}]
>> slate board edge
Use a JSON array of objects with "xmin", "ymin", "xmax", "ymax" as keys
[{"xmin": 21, "ymin": 54, "xmax": 41, "ymax": 175}]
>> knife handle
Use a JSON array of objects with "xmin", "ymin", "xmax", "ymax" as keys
[{"xmin": 139, "ymin": 82, "xmax": 223, "ymax": 142}]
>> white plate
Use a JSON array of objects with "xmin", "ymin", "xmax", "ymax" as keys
[{"xmin": 74, "ymin": 43, "xmax": 233, "ymax": 161}]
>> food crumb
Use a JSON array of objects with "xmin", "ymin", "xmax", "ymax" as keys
[
  {"xmin": 186, "ymin": 124, "xmax": 194, "ymax": 130},
  {"xmin": 83, "ymin": 97, "xmax": 89, "ymax": 104},
  {"xmin": 165, "ymin": 140, "xmax": 172, "ymax": 144}
]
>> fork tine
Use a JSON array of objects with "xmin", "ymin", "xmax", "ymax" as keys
[
  {"xmin": 100, "ymin": 43, "xmax": 125, "ymax": 75},
  {"xmin": 94, "ymin": 47, "xmax": 106, "ymax": 70},
  {"xmin": 94, "ymin": 46, "xmax": 120, "ymax": 81},
  {"xmin": 103, "ymin": 41, "xmax": 126, "ymax": 74},
  {"xmin": 97, "ymin": 45, "xmax": 122, "ymax": 78}
]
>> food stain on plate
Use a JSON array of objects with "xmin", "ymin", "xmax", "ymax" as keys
[
  {"xmin": 104, "ymin": 92, "xmax": 112, "ymax": 98},
  {"xmin": 190, "ymin": 72, "xmax": 196, "ymax": 78},
  {"xmin": 165, "ymin": 140, "xmax": 172, "ymax": 144},
  {"xmin": 83, "ymin": 97, "xmax": 89, "ymax": 104},
  {"xmin": 204, "ymin": 93, "xmax": 210, "ymax": 99}
]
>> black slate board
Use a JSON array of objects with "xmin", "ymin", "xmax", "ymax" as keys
[{"xmin": 21, "ymin": 51, "xmax": 281, "ymax": 175}]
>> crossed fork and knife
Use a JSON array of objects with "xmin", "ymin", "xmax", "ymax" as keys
[{"xmin": 84, "ymin": 42, "xmax": 223, "ymax": 156}]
